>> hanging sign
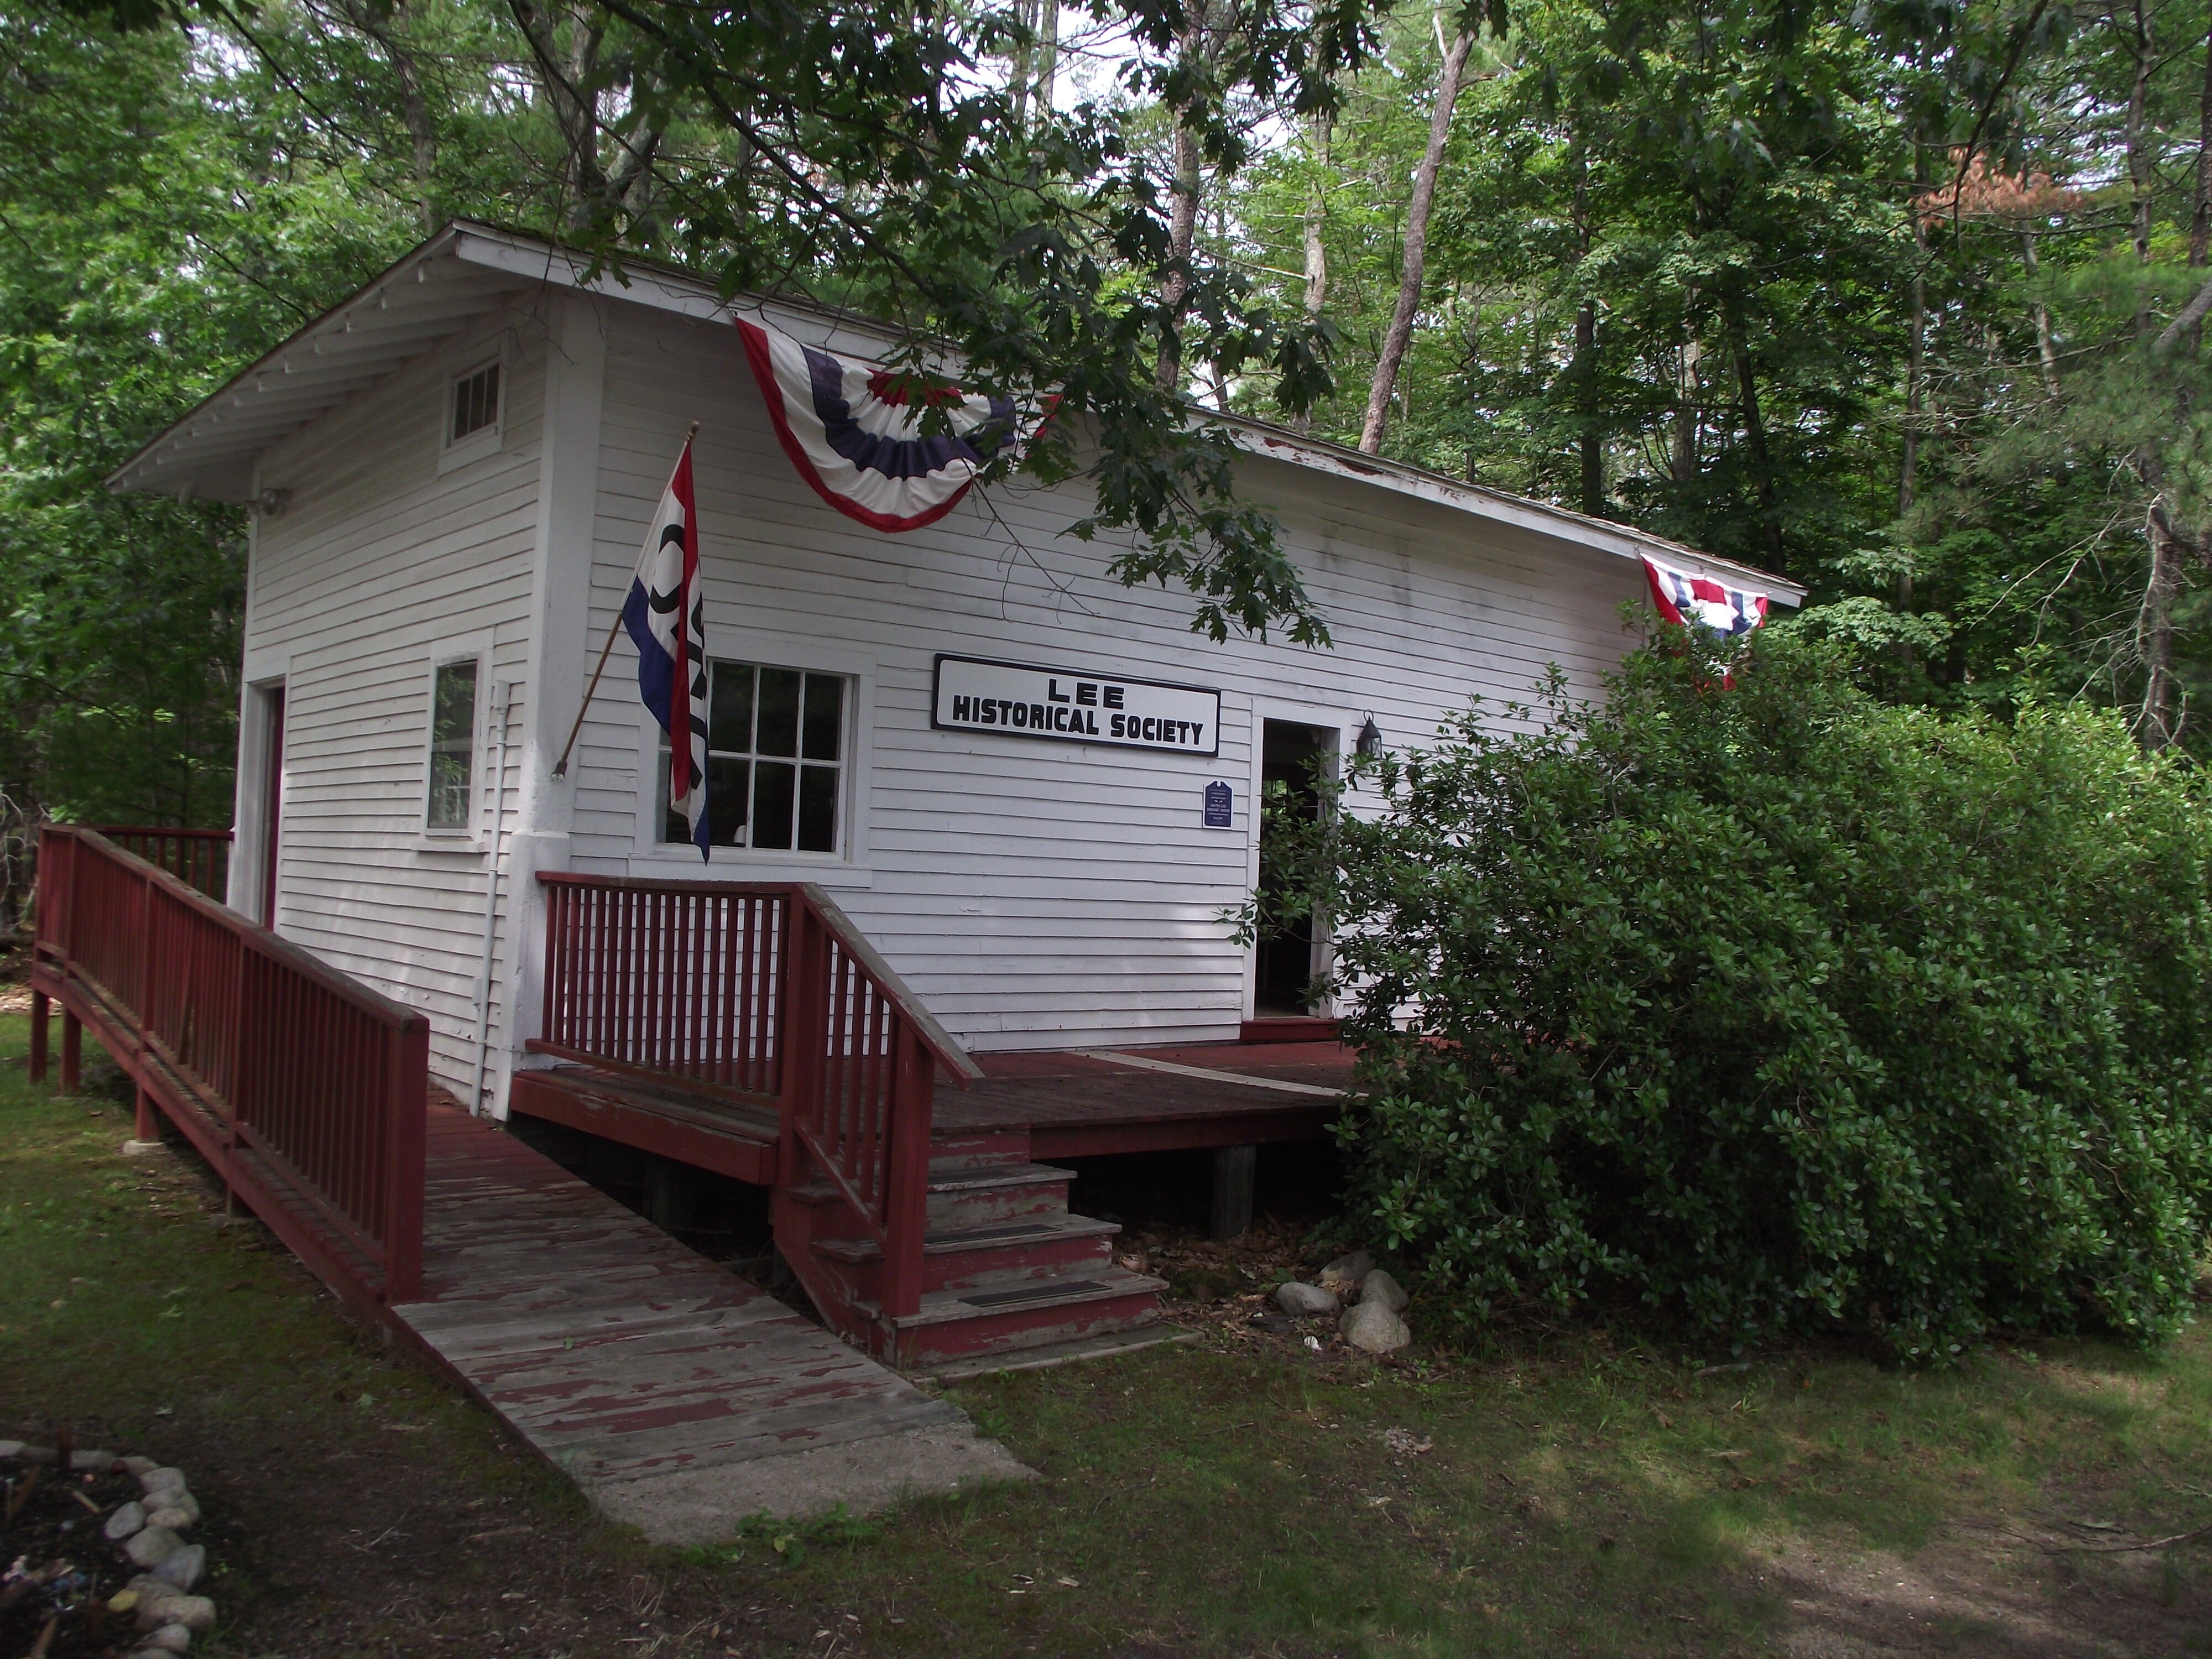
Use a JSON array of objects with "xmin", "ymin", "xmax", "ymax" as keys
[
  {"xmin": 1203, "ymin": 781, "xmax": 1234, "ymax": 828},
  {"xmin": 933, "ymin": 655, "xmax": 1221, "ymax": 756}
]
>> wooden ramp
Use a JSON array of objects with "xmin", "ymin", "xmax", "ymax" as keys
[{"xmin": 390, "ymin": 1099, "xmax": 1028, "ymax": 1540}]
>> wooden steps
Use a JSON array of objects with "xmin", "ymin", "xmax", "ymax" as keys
[
  {"xmin": 784, "ymin": 1136, "xmax": 1169, "ymax": 1371},
  {"xmin": 509, "ymin": 1061, "xmax": 1173, "ymax": 1375},
  {"xmin": 813, "ymin": 1214, "xmax": 1124, "ymax": 1285}
]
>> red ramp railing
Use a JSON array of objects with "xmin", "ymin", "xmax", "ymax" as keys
[
  {"xmin": 29, "ymin": 827, "xmax": 427, "ymax": 1307},
  {"xmin": 92, "ymin": 826, "xmax": 232, "ymax": 901},
  {"xmin": 533, "ymin": 874, "xmax": 979, "ymax": 1317}
]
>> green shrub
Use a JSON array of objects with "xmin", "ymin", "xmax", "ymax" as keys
[{"xmin": 1283, "ymin": 630, "xmax": 2212, "ymax": 1362}]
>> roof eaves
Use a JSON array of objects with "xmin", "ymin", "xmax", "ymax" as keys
[
  {"xmin": 106, "ymin": 224, "xmax": 478, "ymax": 500},
  {"xmin": 109, "ymin": 220, "xmax": 1807, "ymax": 606},
  {"xmin": 1222, "ymin": 417, "xmax": 1805, "ymax": 604}
]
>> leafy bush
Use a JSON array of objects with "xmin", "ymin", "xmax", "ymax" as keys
[{"xmin": 1281, "ymin": 630, "xmax": 2212, "ymax": 1362}]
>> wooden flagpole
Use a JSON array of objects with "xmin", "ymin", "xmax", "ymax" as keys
[{"xmin": 551, "ymin": 422, "xmax": 698, "ymax": 779}]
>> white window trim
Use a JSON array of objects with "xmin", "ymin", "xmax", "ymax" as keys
[
  {"xmin": 627, "ymin": 638, "xmax": 875, "ymax": 882},
  {"xmin": 438, "ymin": 351, "xmax": 507, "ymax": 474},
  {"xmin": 418, "ymin": 632, "xmax": 495, "ymax": 852}
]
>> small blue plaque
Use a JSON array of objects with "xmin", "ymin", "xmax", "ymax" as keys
[{"xmin": 1203, "ymin": 780, "xmax": 1233, "ymax": 829}]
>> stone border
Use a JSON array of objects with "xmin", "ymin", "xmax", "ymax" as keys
[{"xmin": 0, "ymin": 1442, "xmax": 216, "ymax": 1654}]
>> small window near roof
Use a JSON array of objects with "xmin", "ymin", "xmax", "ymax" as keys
[
  {"xmin": 450, "ymin": 362, "xmax": 501, "ymax": 444},
  {"xmin": 427, "ymin": 660, "xmax": 478, "ymax": 830}
]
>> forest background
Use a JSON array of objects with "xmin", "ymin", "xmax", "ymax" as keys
[{"xmin": 8, "ymin": 0, "xmax": 2212, "ymax": 895}]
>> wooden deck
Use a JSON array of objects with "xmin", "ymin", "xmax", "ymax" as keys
[
  {"xmin": 934, "ymin": 1040, "xmax": 1356, "ymax": 1159},
  {"xmin": 388, "ymin": 1097, "xmax": 1019, "ymax": 1535}
]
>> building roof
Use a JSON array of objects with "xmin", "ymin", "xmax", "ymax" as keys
[{"xmin": 108, "ymin": 220, "xmax": 1804, "ymax": 605}]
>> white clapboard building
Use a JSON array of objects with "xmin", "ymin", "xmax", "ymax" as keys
[{"xmin": 110, "ymin": 221, "xmax": 1802, "ymax": 1130}]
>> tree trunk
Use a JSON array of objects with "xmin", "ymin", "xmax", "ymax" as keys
[
  {"xmin": 2194, "ymin": 14, "xmax": 2212, "ymax": 268},
  {"xmin": 1672, "ymin": 335, "xmax": 1699, "ymax": 483},
  {"xmin": 1359, "ymin": 26, "xmax": 1475, "ymax": 454},
  {"xmin": 2140, "ymin": 508, "xmax": 2188, "ymax": 749},
  {"xmin": 1157, "ymin": 119, "xmax": 1203, "ymax": 393},
  {"xmin": 1302, "ymin": 109, "xmax": 1331, "ymax": 322},
  {"xmin": 1575, "ymin": 298, "xmax": 1600, "ymax": 512},
  {"xmin": 1901, "ymin": 123, "xmax": 1928, "ymax": 533},
  {"xmin": 2128, "ymin": 0, "xmax": 2156, "ymax": 334},
  {"xmin": 1290, "ymin": 107, "xmax": 1331, "ymax": 434},
  {"xmin": 1893, "ymin": 118, "xmax": 1929, "ymax": 619},
  {"xmin": 1011, "ymin": 0, "xmax": 1037, "ymax": 130},
  {"xmin": 2021, "ymin": 230, "xmax": 2060, "ymax": 394},
  {"xmin": 341, "ymin": 0, "xmax": 438, "ymax": 231},
  {"xmin": 1570, "ymin": 140, "xmax": 1600, "ymax": 515},
  {"xmin": 1900, "ymin": 262, "xmax": 1922, "ymax": 515},
  {"xmin": 1725, "ymin": 296, "xmax": 1784, "ymax": 566},
  {"xmin": 1037, "ymin": 0, "xmax": 1059, "ymax": 118},
  {"xmin": 1897, "ymin": 227, "xmax": 1924, "ymax": 629},
  {"xmin": 1156, "ymin": 4, "xmax": 1208, "ymax": 394},
  {"xmin": 510, "ymin": 0, "xmax": 608, "ymax": 222}
]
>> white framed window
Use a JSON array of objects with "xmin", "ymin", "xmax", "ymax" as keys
[
  {"xmin": 425, "ymin": 655, "xmax": 482, "ymax": 834},
  {"xmin": 439, "ymin": 354, "xmax": 504, "ymax": 471},
  {"xmin": 658, "ymin": 660, "xmax": 847, "ymax": 853}
]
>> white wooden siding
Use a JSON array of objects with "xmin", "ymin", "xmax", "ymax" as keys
[
  {"xmin": 227, "ymin": 282, "xmax": 1657, "ymax": 1086},
  {"xmin": 239, "ymin": 305, "xmax": 547, "ymax": 1099},
  {"xmin": 562, "ymin": 302, "xmax": 1646, "ymax": 1052}
]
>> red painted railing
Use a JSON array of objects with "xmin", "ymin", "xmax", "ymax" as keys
[
  {"xmin": 537, "ymin": 878, "xmax": 790, "ymax": 1099},
  {"xmin": 92, "ymin": 826, "xmax": 231, "ymax": 902},
  {"xmin": 533, "ymin": 874, "xmax": 979, "ymax": 1316},
  {"xmin": 30, "ymin": 827, "xmax": 427, "ymax": 1305}
]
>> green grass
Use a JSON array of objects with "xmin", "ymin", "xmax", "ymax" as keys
[{"xmin": 9, "ymin": 1009, "xmax": 2212, "ymax": 1656}]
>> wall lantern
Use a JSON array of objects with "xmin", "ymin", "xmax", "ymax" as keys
[{"xmin": 1355, "ymin": 713, "xmax": 1383, "ymax": 760}]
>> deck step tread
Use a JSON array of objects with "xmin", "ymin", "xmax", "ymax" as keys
[
  {"xmin": 813, "ymin": 1214, "xmax": 1119, "ymax": 1264},
  {"xmin": 926, "ymin": 1161, "xmax": 1074, "ymax": 1193},
  {"xmin": 785, "ymin": 1160, "xmax": 1074, "ymax": 1209}
]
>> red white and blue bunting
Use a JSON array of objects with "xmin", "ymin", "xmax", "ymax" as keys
[
  {"xmin": 736, "ymin": 317, "xmax": 1035, "ymax": 532},
  {"xmin": 1641, "ymin": 554, "xmax": 1771, "ymax": 640}
]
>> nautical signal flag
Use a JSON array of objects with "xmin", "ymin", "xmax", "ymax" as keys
[
  {"xmin": 736, "ymin": 317, "xmax": 1044, "ymax": 532},
  {"xmin": 622, "ymin": 436, "xmax": 710, "ymax": 860},
  {"xmin": 1641, "ymin": 554, "xmax": 1771, "ymax": 641}
]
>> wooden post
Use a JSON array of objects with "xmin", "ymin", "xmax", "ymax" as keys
[
  {"xmin": 1211, "ymin": 1144, "xmax": 1256, "ymax": 1241},
  {"xmin": 380, "ymin": 1014, "xmax": 429, "ymax": 1304},
  {"xmin": 59, "ymin": 1008, "xmax": 81, "ymax": 1095},
  {"xmin": 28, "ymin": 990, "xmax": 47, "ymax": 1083},
  {"xmin": 780, "ymin": 898, "xmax": 827, "ymax": 1166},
  {"xmin": 133, "ymin": 1081, "xmax": 157, "ymax": 1144},
  {"xmin": 770, "ymin": 895, "xmax": 827, "ymax": 1278},
  {"xmin": 880, "ymin": 1024, "xmax": 934, "ymax": 1319}
]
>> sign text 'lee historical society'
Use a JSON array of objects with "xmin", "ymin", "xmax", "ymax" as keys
[{"xmin": 932, "ymin": 655, "xmax": 1222, "ymax": 756}]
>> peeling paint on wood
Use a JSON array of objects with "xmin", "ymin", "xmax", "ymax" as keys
[{"xmin": 391, "ymin": 1099, "xmax": 962, "ymax": 1489}]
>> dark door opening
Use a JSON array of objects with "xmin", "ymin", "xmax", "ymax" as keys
[
  {"xmin": 1254, "ymin": 720, "xmax": 1332, "ymax": 1016},
  {"xmin": 260, "ymin": 685, "xmax": 285, "ymax": 926}
]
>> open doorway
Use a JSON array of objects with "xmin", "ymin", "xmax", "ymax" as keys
[
  {"xmin": 1254, "ymin": 719, "xmax": 1334, "ymax": 1016},
  {"xmin": 255, "ymin": 684, "xmax": 285, "ymax": 926}
]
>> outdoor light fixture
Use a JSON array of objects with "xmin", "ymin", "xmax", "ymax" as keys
[{"xmin": 1355, "ymin": 713, "xmax": 1383, "ymax": 759}]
